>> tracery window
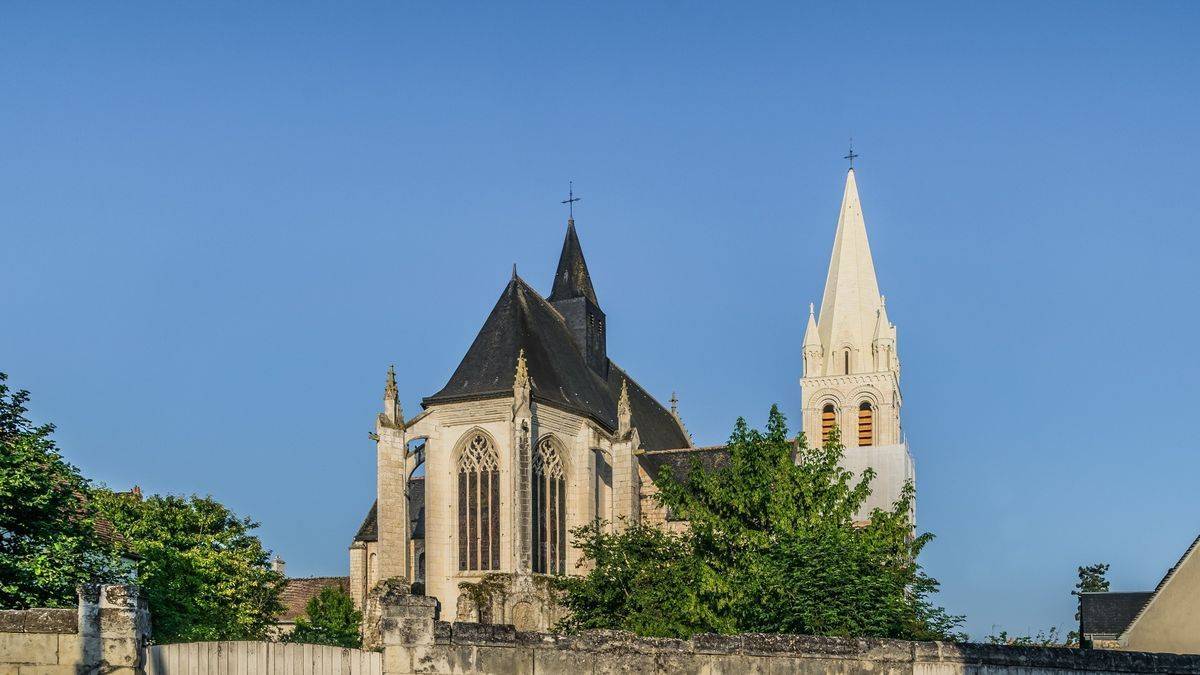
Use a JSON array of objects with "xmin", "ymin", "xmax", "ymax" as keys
[
  {"xmin": 457, "ymin": 433, "xmax": 500, "ymax": 571},
  {"xmin": 533, "ymin": 437, "xmax": 566, "ymax": 575},
  {"xmin": 858, "ymin": 402, "xmax": 874, "ymax": 446},
  {"xmin": 821, "ymin": 404, "xmax": 837, "ymax": 445}
]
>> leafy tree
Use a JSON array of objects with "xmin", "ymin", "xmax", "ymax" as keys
[
  {"xmin": 1072, "ymin": 562, "xmax": 1110, "ymax": 621},
  {"xmin": 0, "ymin": 373, "xmax": 126, "ymax": 608},
  {"xmin": 558, "ymin": 406, "xmax": 963, "ymax": 640},
  {"xmin": 1074, "ymin": 563, "xmax": 1110, "ymax": 595},
  {"xmin": 286, "ymin": 585, "xmax": 363, "ymax": 648},
  {"xmin": 91, "ymin": 489, "xmax": 284, "ymax": 642},
  {"xmin": 555, "ymin": 519, "xmax": 719, "ymax": 637}
]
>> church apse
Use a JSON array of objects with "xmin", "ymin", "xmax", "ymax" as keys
[{"xmin": 350, "ymin": 214, "xmax": 688, "ymax": 632}]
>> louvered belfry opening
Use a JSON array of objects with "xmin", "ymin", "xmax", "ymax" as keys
[
  {"xmin": 532, "ymin": 437, "xmax": 567, "ymax": 575},
  {"xmin": 457, "ymin": 433, "xmax": 500, "ymax": 571},
  {"xmin": 858, "ymin": 401, "xmax": 874, "ymax": 447},
  {"xmin": 821, "ymin": 404, "xmax": 837, "ymax": 445}
]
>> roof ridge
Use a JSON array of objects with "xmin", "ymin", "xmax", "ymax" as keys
[
  {"xmin": 642, "ymin": 444, "xmax": 728, "ymax": 455},
  {"xmin": 285, "ymin": 575, "xmax": 350, "ymax": 581},
  {"xmin": 1120, "ymin": 532, "xmax": 1200, "ymax": 640}
]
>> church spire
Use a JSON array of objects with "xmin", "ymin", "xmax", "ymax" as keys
[
  {"xmin": 816, "ymin": 168, "xmax": 883, "ymax": 374},
  {"xmin": 547, "ymin": 214, "xmax": 608, "ymax": 375},
  {"xmin": 548, "ymin": 219, "xmax": 599, "ymax": 306},
  {"xmin": 803, "ymin": 302, "xmax": 821, "ymax": 349},
  {"xmin": 381, "ymin": 364, "xmax": 403, "ymax": 427},
  {"xmin": 802, "ymin": 302, "xmax": 823, "ymax": 377}
]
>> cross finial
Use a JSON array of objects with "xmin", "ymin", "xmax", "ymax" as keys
[
  {"xmin": 669, "ymin": 391, "xmax": 678, "ymax": 415},
  {"xmin": 561, "ymin": 181, "xmax": 581, "ymax": 222},
  {"xmin": 844, "ymin": 138, "xmax": 859, "ymax": 170}
]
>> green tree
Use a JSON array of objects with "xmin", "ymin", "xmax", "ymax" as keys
[
  {"xmin": 1072, "ymin": 562, "xmax": 1110, "ymax": 621},
  {"xmin": 91, "ymin": 489, "xmax": 284, "ymax": 642},
  {"xmin": 286, "ymin": 585, "xmax": 362, "ymax": 648},
  {"xmin": 558, "ymin": 406, "xmax": 963, "ymax": 640},
  {"xmin": 0, "ymin": 373, "xmax": 126, "ymax": 608}
]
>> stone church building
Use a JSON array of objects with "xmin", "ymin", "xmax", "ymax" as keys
[{"xmin": 348, "ymin": 168, "xmax": 914, "ymax": 629}]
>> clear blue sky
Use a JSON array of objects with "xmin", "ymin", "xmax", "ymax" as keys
[{"xmin": 3, "ymin": 3, "xmax": 1198, "ymax": 639}]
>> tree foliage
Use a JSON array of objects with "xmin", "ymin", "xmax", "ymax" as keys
[
  {"xmin": 0, "ymin": 373, "xmax": 126, "ymax": 608},
  {"xmin": 286, "ymin": 585, "xmax": 362, "ymax": 648},
  {"xmin": 1073, "ymin": 563, "xmax": 1110, "ymax": 596},
  {"xmin": 986, "ymin": 626, "xmax": 1075, "ymax": 647},
  {"xmin": 91, "ymin": 489, "xmax": 284, "ymax": 642},
  {"xmin": 557, "ymin": 406, "xmax": 963, "ymax": 640},
  {"xmin": 1072, "ymin": 561, "xmax": 1110, "ymax": 630}
]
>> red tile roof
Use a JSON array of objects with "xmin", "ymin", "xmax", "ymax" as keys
[{"xmin": 278, "ymin": 576, "xmax": 350, "ymax": 623}]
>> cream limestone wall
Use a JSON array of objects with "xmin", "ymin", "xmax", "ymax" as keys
[
  {"xmin": 1120, "ymin": 540, "xmax": 1200, "ymax": 654},
  {"xmin": 0, "ymin": 585, "xmax": 150, "ymax": 675},
  {"xmin": 800, "ymin": 372, "xmax": 901, "ymax": 448},
  {"xmin": 377, "ymin": 594, "xmax": 1200, "ymax": 675},
  {"xmin": 369, "ymin": 395, "xmax": 621, "ymax": 622}
]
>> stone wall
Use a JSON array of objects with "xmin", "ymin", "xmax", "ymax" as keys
[
  {"xmin": 378, "ymin": 594, "xmax": 1200, "ymax": 675},
  {"xmin": 0, "ymin": 584, "xmax": 150, "ymax": 675}
]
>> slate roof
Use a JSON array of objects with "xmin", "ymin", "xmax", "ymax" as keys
[
  {"xmin": 279, "ymin": 577, "xmax": 350, "ymax": 623},
  {"xmin": 547, "ymin": 220, "xmax": 598, "ymax": 305},
  {"xmin": 353, "ymin": 502, "xmax": 377, "ymax": 542},
  {"xmin": 1080, "ymin": 592, "xmax": 1153, "ymax": 637},
  {"xmin": 639, "ymin": 445, "xmax": 731, "ymax": 484},
  {"xmin": 422, "ymin": 274, "xmax": 688, "ymax": 452},
  {"xmin": 353, "ymin": 477, "xmax": 425, "ymax": 543}
]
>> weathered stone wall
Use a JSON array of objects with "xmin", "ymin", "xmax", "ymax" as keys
[
  {"xmin": 378, "ymin": 594, "xmax": 1200, "ymax": 675},
  {"xmin": 0, "ymin": 585, "xmax": 150, "ymax": 675}
]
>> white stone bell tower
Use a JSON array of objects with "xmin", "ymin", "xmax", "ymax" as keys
[{"xmin": 800, "ymin": 167, "xmax": 914, "ymax": 521}]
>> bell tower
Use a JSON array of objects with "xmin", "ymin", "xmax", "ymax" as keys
[{"xmin": 800, "ymin": 166, "xmax": 914, "ymax": 519}]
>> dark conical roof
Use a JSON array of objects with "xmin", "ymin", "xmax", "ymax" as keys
[
  {"xmin": 422, "ymin": 273, "xmax": 688, "ymax": 451},
  {"xmin": 547, "ymin": 220, "xmax": 598, "ymax": 305}
]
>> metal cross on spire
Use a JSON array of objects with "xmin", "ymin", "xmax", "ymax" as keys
[
  {"xmin": 844, "ymin": 138, "xmax": 859, "ymax": 169},
  {"xmin": 561, "ymin": 181, "xmax": 581, "ymax": 221}
]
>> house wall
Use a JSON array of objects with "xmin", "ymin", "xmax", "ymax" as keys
[{"xmin": 1121, "ymin": 542, "xmax": 1200, "ymax": 654}]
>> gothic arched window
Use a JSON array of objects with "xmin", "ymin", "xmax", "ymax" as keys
[
  {"xmin": 458, "ymin": 433, "xmax": 499, "ymax": 571},
  {"xmin": 821, "ymin": 404, "xmax": 837, "ymax": 445},
  {"xmin": 533, "ymin": 437, "xmax": 566, "ymax": 575},
  {"xmin": 857, "ymin": 401, "xmax": 874, "ymax": 447}
]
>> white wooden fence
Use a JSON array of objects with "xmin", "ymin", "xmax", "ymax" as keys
[{"xmin": 147, "ymin": 642, "xmax": 382, "ymax": 675}]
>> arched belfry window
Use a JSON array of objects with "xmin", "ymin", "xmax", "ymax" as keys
[
  {"xmin": 821, "ymin": 404, "xmax": 837, "ymax": 445},
  {"xmin": 533, "ymin": 437, "xmax": 566, "ymax": 575},
  {"xmin": 458, "ymin": 433, "xmax": 499, "ymax": 571},
  {"xmin": 858, "ymin": 401, "xmax": 874, "ymax": 447}
]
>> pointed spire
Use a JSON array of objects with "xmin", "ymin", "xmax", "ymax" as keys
[
  {"xmin": 668, "ymin": 390, "xmax": 694, "ymax": 446},
  {"xmin": 512, "ymin": 348, "xmax": 531, "ymax": 416},
  {"xmin": 816, "ymin": 167, "xmax": 884, "ymax": 371},
  {"xmin": 548, "ymin": 219, "xmax": 599, "ymax": 305},
  {"xmin": 803, "ymin": 302, "xmax": 822, "ymax": 349},
  {"xmin": 514, "ymin": 348, "xmax": 529, "ymax": 388},
  {"xmin": 385, "ymin": 364, "xmax": 398, "ymax": 400},
  {"xmin": 617, "ymin": 379, "xmax": 632, "ymax": 436},
  {"xmin": 873, "ymin": 295, "xmax": 893, "ymax": 343},
  {"xmin": 382, "ymin": 364, "xmax": 403, "ymax": 426}
]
